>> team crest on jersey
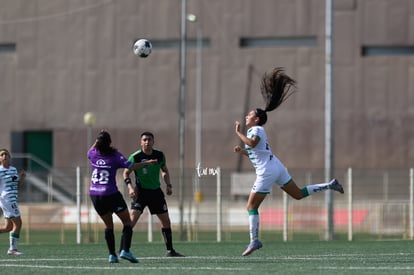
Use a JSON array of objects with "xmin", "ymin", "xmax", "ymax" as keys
[
  {"xmin": 96, "ymin": 159, "xmax": 105, "ymax": 165},
  {"xmin": 95, "ymin": 159, "xmax": 109, "ymax": 168}
]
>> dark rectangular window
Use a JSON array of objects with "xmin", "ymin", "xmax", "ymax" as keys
[
  {"xmin": 0, "ymin": 43, "xmax": 16, "ymax": 53},
  {"xmin": 362, "ymin": 46, "xmax": 414, "ymax": 56},
  {"xmin": 240, "ymin": 36, "xmax": 317, "ymax": 48}
]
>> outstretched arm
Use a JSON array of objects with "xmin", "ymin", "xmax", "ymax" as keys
[{"xmin": 130, "ymin": 159, "xmax": 157, "ymax": 171}]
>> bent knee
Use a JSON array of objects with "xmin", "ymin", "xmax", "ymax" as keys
[
  {"xmin": 246, "ymin": 204, "xmax": 256, "ymax": 211},
  {"xmin": 291, "ymin": 195, "xmax": 304, "ymax": 200}
]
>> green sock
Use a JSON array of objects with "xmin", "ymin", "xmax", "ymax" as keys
[
  {"xmin": 248, "ymin": 209, "xmax": 259, "ymax": 215},
  {"xmin": 301, "ymin": 187, "xmax": 309, "ymax": 197}
]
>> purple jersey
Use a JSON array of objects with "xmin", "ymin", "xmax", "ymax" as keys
[{"xmin": 88, "ymin": 147, "xmax": 133, "ymax": 196}]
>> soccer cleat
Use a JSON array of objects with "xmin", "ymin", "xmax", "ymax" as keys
[
  {"xmin": 120, "ymin": 250, "xmax": 139, "ymax": 263},
  {"xmin": 329, "ymin": 179, "xmax": 344, "ymax": 194},
  {"xmin": 108, "ymin": 254, "xmax": 119, "ymax": 263},
  {"xmin": 7, "ymin": 249, "xmax": 23, "ymax": 256},
  {"xmin": 166, "ymin": 250, "xmax": 185, "ymax": 257},
  {"xmin": 242, "ymin": 240, "xmax": 263, "ymax": 256}
]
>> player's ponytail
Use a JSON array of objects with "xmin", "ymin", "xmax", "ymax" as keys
[
  {"xmin": 260, "ymin": 67, "xmax": 296, "ymax": 113},
  {"xmin": 255, "ymin": 108, "xmax": 267, "ymax": 126},
  {"xmin": 95, "ymin": 130, "xmax": 116, "ymax": 155}
]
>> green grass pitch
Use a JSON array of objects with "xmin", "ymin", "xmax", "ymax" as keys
[{"xmin": 0, "ymin": 233, "xmax": 413, "ymax": 275}]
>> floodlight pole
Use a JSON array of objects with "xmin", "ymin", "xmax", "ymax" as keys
[
  {"xmin": 83, "ymin": 112, "xmax": 96, "ymax": 243},
  {"xmin": 325, "ymin": 0, "xmax": 334, "ymax": 240},
  {"xmin": 178, "ymin": 0, "xmax": 187, "ymax": 241},
  {"xmin": 196, "ymin": 22, "xmax": 202, "ymax": 179},
  {"xmin": 187, "ymin": 13, "xmax": 203, "ymax": 238},
  {"xmin": 190, "ymin": 15, "xmax": 202, "ymax": 202}
]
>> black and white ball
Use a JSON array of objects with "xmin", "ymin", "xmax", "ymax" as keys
[{"xmin": 133, "ymin": 39, "xmax": 152, "ymax": 58}]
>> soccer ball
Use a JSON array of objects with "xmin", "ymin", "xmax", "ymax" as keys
[{"xmin": 133, "ymin": 39, "xmax": 152, "ymax": 58}]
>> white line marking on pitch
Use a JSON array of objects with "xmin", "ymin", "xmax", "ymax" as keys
[
  {"xmin": 0, "ymin": 264, "xmax": 249, "ymax": 271},
  {"xmin": 320, "ymin": 266, "xmax": 414, "ymax": 270}
]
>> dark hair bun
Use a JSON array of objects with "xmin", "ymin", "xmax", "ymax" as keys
[{"xmin": 97, "ymin": 131, "xmax": 111, "ymax": 145}]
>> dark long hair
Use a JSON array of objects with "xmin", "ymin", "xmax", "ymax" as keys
[
  {"xmin": 95, "ymin": 131, "xmax": 116, "ymax": 155},
  {"xmin": 256, "ymin": 67, "xmax": 296, "ymax": 125}
]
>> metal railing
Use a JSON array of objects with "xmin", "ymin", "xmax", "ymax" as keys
[{"xmin": 12, "ymin": 153, "xmax": 75, "ymax": 203}]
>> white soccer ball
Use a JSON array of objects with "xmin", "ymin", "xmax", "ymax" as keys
[{"xmin": 133, "ymin": 39, "xmax": 152, "ymax": 58}]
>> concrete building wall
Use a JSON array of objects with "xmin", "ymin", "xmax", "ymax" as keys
[{"xmin": 0, "ymin": 0, "xmax": 413, "ymax": 173}]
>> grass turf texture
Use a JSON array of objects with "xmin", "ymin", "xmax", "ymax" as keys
[{"xmin": 0, "ymin": 237, "xmax": 413, "ymax": 275}]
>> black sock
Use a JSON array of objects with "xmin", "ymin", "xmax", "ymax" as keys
[
  {"xmin": 161, "ymin": 227, "xmax": 173, "ymax": 251},
  {"xmin": 105, "ymin": 228, "xmax": 116, "ymax": 255},
  {"xmin": 120, "ymin": 225, "xmax": 133, "ymax": 252}
]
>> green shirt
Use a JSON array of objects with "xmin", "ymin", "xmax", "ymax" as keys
[{"xmin": 128, "ymin": 148, "xmax": 166, "ymax": 190}]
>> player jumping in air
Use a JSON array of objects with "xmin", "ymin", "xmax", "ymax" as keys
[{"xmin": 234, "ymin": 67, "xmax": 344, "ymax": 256}]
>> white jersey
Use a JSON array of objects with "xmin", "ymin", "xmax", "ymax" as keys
[
  {"xmin": 245, "ymin": 126, "xmax": 274, "ymax": 175},
  {"xmin": 0, "ymin": 165, "xmax": 21, "ymax": 218},
  {"xmin": 246, "ymin": 126, "xmax": 292, "ymax": 193}
]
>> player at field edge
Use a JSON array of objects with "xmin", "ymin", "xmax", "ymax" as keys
[
  {"xmin": 0, "ymin": 149, "xmax": 26, "ymax": 255},
  {"xmin": 123, "ymin": 131, "xmax": 184, "ymax": 257},
  {"xmin": 88, "ymin": 130, "xmax": 157, "ymax": 263},
  {"xmin": 233, "ymin": 67, "xmax": 344, "ymax": 256}
]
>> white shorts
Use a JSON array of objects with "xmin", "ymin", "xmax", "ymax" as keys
[
  {"xmin": 251, "ymin": 157, "xmax": 292, "ymax": 194},
  {"xmin": 0, "ymin": 199, "xmax": 21, "ymax": 218}
]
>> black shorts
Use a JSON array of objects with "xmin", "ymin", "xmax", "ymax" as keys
[
  {"xmin": 131, "ymin": 188, "xmax": 168, "ymax": 215},
  {"xmin": 90, "ymin": 191, "xmax": 128, "ymax": 216}
]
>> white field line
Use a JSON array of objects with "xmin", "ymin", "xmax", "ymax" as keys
[
  {"xmin": 0, "ymin": 253, "xmax": 412, "ymax": 262},
  {"xmin": 0, "ymin": 256, "xmax": 250, "ymax": 271},
  {"xmin": 1, "ymin": 254, "xmax": 413, "ymax": 272},
  {"xmin": 0, "ymin": 264, "xmax": 250, "ymax": 271},
  {"xmin": 320, "ymin": 266, "xmax": 414, "ymax": 271}
]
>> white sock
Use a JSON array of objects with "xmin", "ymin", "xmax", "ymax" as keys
[
  {"xmin": 248, "ymin": 212, "xmax": 259, "ymax": 242},
  {"xmin": 305, "ymin": 180, "xmax": 332, "ymax": 195},
  {"xmin": 9, "ymin": 232, "xmax": 19, "ymax": 250}
]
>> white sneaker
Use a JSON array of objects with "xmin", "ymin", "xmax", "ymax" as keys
[
  {"xmin": 329, "ymin": 179, "xmax": 344, "ymax": 194},
  {"xmin": 7, "ymin": 249, "xmax": 23, "ymax": 255},
  {"xmin": 242, "ymin": 240, "xmax": 263, "ymax": 256}
]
